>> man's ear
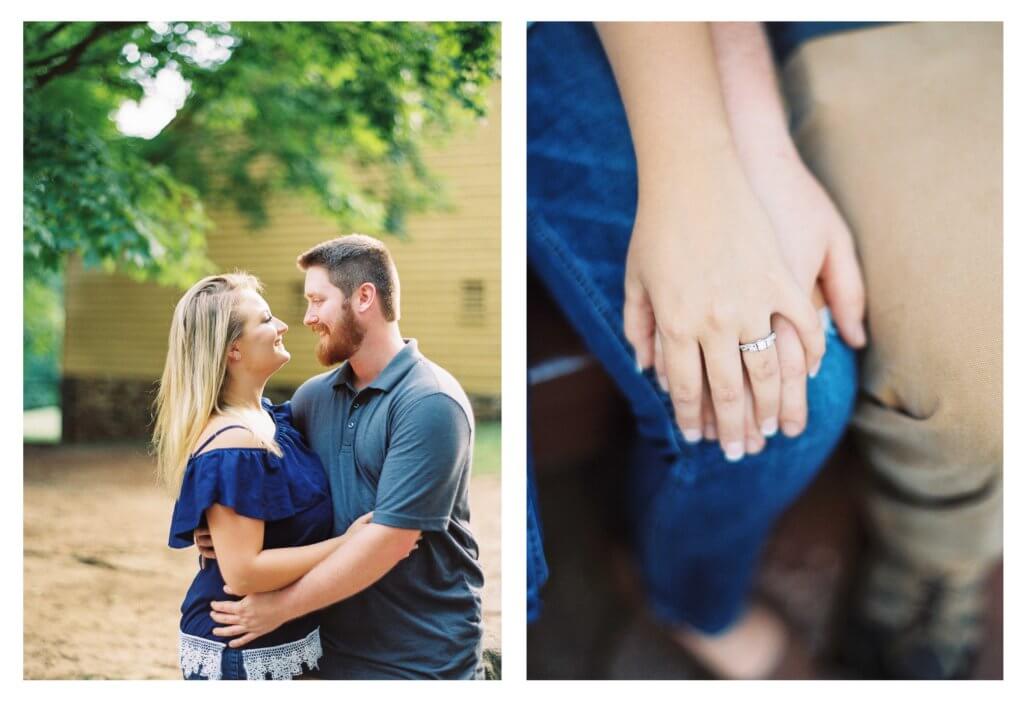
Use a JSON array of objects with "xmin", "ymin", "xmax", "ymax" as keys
[{"xmin": 356, "ymin": 282, "xmax": 377, "ymax": 313}]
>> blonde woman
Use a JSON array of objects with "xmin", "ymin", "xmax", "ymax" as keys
[{"xmin": 154, "ymin": 273, "xmax": 371, "ymax": 680}]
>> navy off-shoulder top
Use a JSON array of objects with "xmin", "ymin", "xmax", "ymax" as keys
[{"xmin": 168, "ymin": 399, "xmax": 333, "ymax": 648}]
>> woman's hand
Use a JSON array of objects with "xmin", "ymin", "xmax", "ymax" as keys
[
  {"xmin": 626, "ymin": 160, "xmax": 825, "ymax": 461},
  {"xmin": 343, "ymin": 512, "xmax": 373, "ymax": 539},
  {"xmin": 594, "ymin": 23, "xmax": 824, "ymax": 462},
  {"xmin": 343, "ymin": 511, "xmax": 421, "ymax": 557}
]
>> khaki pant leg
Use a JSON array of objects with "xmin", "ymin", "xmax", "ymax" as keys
[{"xmin": 780, "ymin": 22, "xmax": 1003, "ymax": 574}]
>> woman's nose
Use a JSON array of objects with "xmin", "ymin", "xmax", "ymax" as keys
[{"xmin": 276, "ymin": 318, "xmax": 288, "ymax": 334}]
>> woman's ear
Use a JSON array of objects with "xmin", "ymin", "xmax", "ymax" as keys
[{"xmin": 227, "ymin": 345, "xmax": 242, "ymax": 362}]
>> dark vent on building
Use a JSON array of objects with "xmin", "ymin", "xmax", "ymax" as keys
[
  {"xmin": 291, "ymin": 280, "xmax": 307, "ymax": 319},
  {"xmin": 460, "ymin": 279, "xmax": 485, "ymax": 326}
]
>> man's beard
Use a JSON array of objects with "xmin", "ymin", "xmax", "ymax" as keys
[{"xmin": 313, "ymin": 301, "xmax": 365, "ymax": 366}]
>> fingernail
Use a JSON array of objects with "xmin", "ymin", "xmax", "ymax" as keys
[
  {"xmin": 761, "ymin": 418, "xmax": 778, "ymax": 437},
  {"xmin": 683, "ymin": 428, "xmax": 702, "ymax": 444},
  {"xmin": 745, "ymin": 436, "xmax": 763, "ymax": 455},
  {"xmin": 809, "ymin": 359, "xmax": 821, "ymax": 378},
  {"xmin": 724, "ymin": 442, "xmax": 744, "ymax": 462},
  {"xmin": 635, "ymin": 357, "xmax": 644, "ymax": 373},
  {"xmin": 657, "ymin": 375, "xmax": 669, "ymax": 392},
  {"xmin": 782, "ymin": 421, "xmax": 802, "ymax": 437},
  {"xmin": 854, "ymin": 324, "xmax": 867, "ymax": 347},
  {"xmin": 704, "ymin": 423, "xmax": 717, "ymax": 440}
]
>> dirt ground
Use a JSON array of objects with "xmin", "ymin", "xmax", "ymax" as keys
[{"xmin": 23, "ymin": 444, "xmax": 501, "ymax": 680}]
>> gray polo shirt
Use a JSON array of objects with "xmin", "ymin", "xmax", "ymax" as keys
[{"xmin": 290, "ymin": 339, "xmax": 483, "ymax": 679}]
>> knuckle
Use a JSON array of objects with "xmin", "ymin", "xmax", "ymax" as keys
[
  {"xmin": 705, "ymin": 301, "xmax": 734, "ymax": 331},
  {"xmin": 672, "ymin": 384, "xmax": 702, "ymax": 404},
  {"xmin": 659, "ymin": 318, "xmax": 690, "ymax": 343},
  {"xmin": 711, "ymin": 383, "xmax": 741, "ymax": 405},
  {"xmin": 780, "ymin": 358, "xmax": 805, "ymax": 381},
  {"xmin": 747, "ymin": 355, "xmax": 778, "ymax": 382}
]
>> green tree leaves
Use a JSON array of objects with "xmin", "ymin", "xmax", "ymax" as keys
[{"xmin": 23, "ymin": 21, "xmax": 499, "ymax": 285}]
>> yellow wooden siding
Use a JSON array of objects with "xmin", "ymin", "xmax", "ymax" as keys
[{"xmin": 64, "ymin": 83, "xmax": 501, "ymax": 396}]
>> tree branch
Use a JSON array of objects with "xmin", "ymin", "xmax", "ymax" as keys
[{"xmin": 30, "ymin": 22, "xmax": 139, "ymax": 88}]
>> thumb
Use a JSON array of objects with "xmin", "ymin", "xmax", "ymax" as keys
[
  {"xmin": 820, "ymin": 233, "xmax": 867, "ymax": 348},
  {"xmin": 623, "ymin": 279, "xmax": 656, "ymax": 371},
  {"xmin": 223, "ymin": 584, "xmax": 238, "ymax": 596}
]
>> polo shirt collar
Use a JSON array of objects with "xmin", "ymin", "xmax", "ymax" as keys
[{"xmin": 332, "ymin": 338, "xmax": 421, "ymax": 392}]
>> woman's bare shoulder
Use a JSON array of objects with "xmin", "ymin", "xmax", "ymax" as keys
[{"xmin": 193, "ymin": 416, "xmax": 261, "ymax": 455}]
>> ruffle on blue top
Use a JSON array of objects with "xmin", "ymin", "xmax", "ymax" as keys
[{"xmin": 168, "ymin": 400, "xmax": 325, "ymax": 548}]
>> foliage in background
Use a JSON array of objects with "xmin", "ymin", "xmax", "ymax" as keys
[
  {"xmin": 24, "ymin": 272, "xmax": 63, "ymax": 409},
  {"xmin": 23, "ymin": 21, "xmax": 498, "ymax": 407},
  {"xmin": 25, "ymin": 21, "xmax": 498, "ymax": 284}
]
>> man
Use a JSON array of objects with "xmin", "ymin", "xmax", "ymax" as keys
[
  {"xmin": 203, "ymin": 234, "xmax": 484, "ymax": 679},
  {"xmin": 766, "ymin": 22, "xmax": 1001, "ymax": 678}
]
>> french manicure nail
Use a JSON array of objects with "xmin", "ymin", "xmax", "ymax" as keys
[
  {"xmin": 809, "ymin": 360, "xmax": 821, "ymax": 378},
  {"xmin": 746, "ymin": 436, "xmax": 763, "ymax": 455},
  {"xmin": 761, "ymin": 418, "xmax": 778, "ymax": 437},
  {"xmin": 704, "ymin": 424, "xmax": 717, "ymax": 440},
  {"xmin": 724, "ymin": 442, "xmax": 744, "ymax": 462},
  {"xmin": 683, "ymin": 428, "xmax": 702, "ymax": 444},
  {"xmin": 782, "ymin": 421, "xmax": 802, "ymax": 437},
  {"xmin": 657, "ymin": 375, "xmax": 669, "ymax": 392}
]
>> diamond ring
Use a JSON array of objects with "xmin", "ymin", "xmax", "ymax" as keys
[{"xmin": 739, "ymin": 331, "xmax": 777, "ymax": 353}]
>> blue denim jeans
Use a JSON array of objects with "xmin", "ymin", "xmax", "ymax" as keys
[
  {"xmin": 526, "ymin": 22, "xmax": 859, "ymax": 633},
  {"xmin": 527, "ymin": 425, "xmax": 548, "ymax": 622}
]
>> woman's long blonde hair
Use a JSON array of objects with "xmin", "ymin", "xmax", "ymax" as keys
[{"xmin": 153, "ymin": 272, "xmax": 281, "ymax": 493}]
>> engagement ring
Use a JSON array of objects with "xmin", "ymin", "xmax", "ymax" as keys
[{"xmin": 739, "ymin": 331, "xmax": 777, "ymax": 353}]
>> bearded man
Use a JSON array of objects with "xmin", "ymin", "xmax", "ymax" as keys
[{"xmin": 204, "ymin": 234, "xmax": 484, "ymax": 679}]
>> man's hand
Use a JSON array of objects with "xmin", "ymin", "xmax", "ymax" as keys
[
  {"xmin": 195, "ymin": 526, "xmax": 216, "ymax": 560},
  {"xmin": 712, "ymin": 22, "xmax": 866, "ymax": 352},
  {"xmin": 752, "ymin": 156, "xmax": 866, "ymax": 350},
  {"xmin": 210, "ymin": 585, "xmax": 288, "ymax": 648}
]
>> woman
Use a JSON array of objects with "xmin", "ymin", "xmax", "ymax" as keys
[{"xmin": 154, "ymin": 273, "xmax": 370, "ymax": 680}]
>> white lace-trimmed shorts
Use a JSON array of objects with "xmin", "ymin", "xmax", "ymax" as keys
[{"xmin": 179, "ymin": 626, "xmax": 322, "ymax": 680}]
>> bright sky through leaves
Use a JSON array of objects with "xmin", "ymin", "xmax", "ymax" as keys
[{"xmin": 114, "ymin": 24, "xmax": 233, "ymax": 139}]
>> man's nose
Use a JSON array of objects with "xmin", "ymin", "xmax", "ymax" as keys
[{"xmin": 303, "ymin": 310, "xmax": 317, "ymax": 327}]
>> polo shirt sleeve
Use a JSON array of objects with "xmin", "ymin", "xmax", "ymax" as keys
[
  {"xmin": 290, "ymin": 378, "xmax": 316, "ymax": 437},
  {"xmin": 371, "ymin": 393, "xmax": 472, "ymax": 532}
]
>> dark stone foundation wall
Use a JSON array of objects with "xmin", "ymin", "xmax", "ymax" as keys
[{"xmin": 61, "ymin": 376, "xmax": 500, "ymax": 443}]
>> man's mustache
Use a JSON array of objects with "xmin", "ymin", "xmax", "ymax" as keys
[{"xmin": 310, "ymin": 323, "xmax": 331, "ymax": 336}]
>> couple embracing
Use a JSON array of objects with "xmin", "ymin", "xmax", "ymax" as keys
[{"xmin": 154, "ymin": 234, "xmax": 484, "ymax": 680}]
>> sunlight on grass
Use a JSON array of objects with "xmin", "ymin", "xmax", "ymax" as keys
[
  {"xmin": 24, "ymin": 406, "xmax": 61, "ymax": 444},
  {"xmin": 473, "ymin": 421, "xmax": 501, "ymax": 475}
]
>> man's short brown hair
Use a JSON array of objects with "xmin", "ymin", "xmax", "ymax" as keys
[{"xmin": 296, "ymin": 234, "xmax": 399, "ymax": 322}]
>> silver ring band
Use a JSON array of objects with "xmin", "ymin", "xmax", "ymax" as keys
[{"xmin": 739, "ymin": 331, "xmax": 777, "ymax": 353}]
